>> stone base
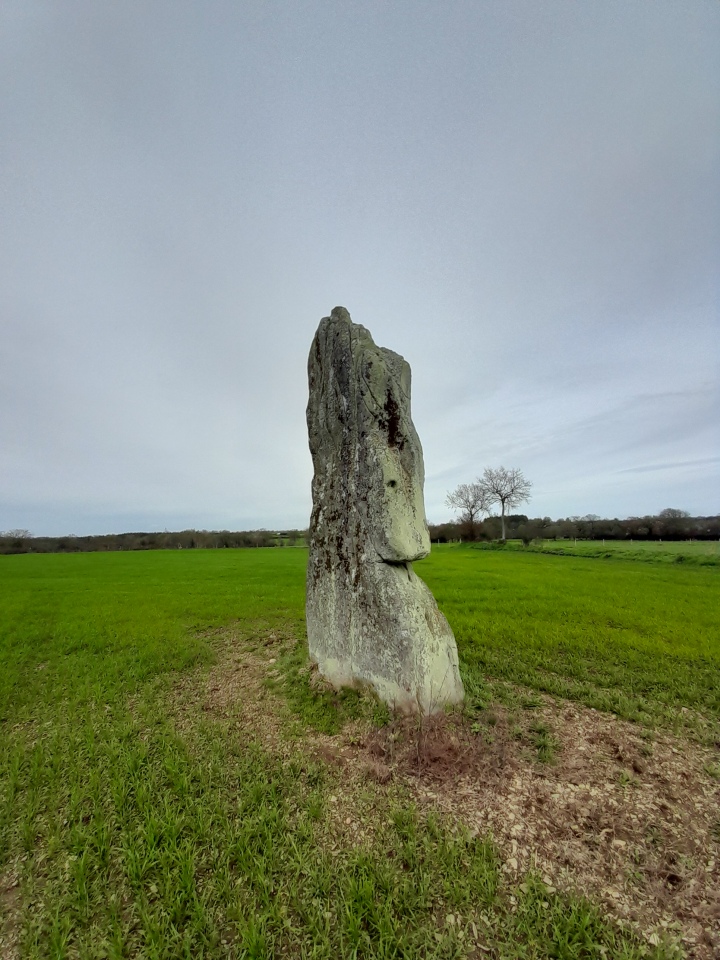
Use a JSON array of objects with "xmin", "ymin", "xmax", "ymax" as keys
[{"xmin": 307, "ymin": 558, "xmax": 464, "ymax": 715}]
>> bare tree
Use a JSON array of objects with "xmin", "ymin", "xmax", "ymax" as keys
[
  {"xmin": 657, "ymin": 508, "xmax": 690, "ymax": 519},
  {"xmin": 445, "ymin": 482, "xmax": 489, "ymax": 540},
  {"xmin": 580, "ymin": 513, "xmax": 601, "ymax": 537},
  {"xmin": 479, "ymin": 466, "xmax": 532, "ymax": 540}
]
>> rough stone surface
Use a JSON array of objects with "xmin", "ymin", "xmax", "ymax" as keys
[{"xmin": 306, "ymin": 307, "xmax": 464, "ymax": 714}]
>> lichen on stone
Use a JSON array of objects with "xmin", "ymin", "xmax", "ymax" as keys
[{"xmin": 306, "ymin": 307, "xmax": 464, "ymax": 714}]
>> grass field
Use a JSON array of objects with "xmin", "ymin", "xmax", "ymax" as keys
[
  {"xmin": 419, "ymin": 544, "xmax": 720, "ymax": 735},
  {"xmin": 1, "ymin": 545, "xmax": 717, "ymax": 958},
  {"xmin": 518, "ymin": 539, "xmax": 720, "ymax": 564}
]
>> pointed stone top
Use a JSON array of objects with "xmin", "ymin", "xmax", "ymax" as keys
[{"xmin": 330, "ymin": 306, "xmax": 351, "ymax": 322}]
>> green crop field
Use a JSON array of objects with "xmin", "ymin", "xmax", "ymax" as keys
[
  {"xmin": 419, "ymin": 544, "xmax": 720, "ymax": 735},
  {"xmin": 521, "ymin": 539, "xmax": 720, "ymax": 563},
  {"xmin": 1, "ymin": 546, "xmax": 717, "ymax": 958}
]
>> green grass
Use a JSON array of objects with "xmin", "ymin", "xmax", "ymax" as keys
[
  {"xmin": 2, "ymin": 697, "xmax": 671, "ymax": 958},
  {"xmin": 505, "ymin": 538, "xmax": 720, "ymax": 565},
  {"xmin": 1, "ymin": 546, "xmax": 709, "ymax": 957},
  {"xmin": 0, "ymin": 549, "xmax": 306, "ymax": 724},
  {"xmin": 416, "ymin": 544, "xmax": 720, "ymax": 736},
  {"xmin": 267, "ymin": 638, "xmax": 393, "ymax": 735}
]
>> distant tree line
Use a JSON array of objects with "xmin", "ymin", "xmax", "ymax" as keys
[
  {"xmin": 444, "ymin": 467, "xmax": 718, "ymax": 543},
  {"xmin": 3, "ymin": 510, "xmax": 718, "ymax": 556},
  {"xmin": 0, "ymin": 528, "xmax": 309, "ymax": 555},
  {"xmin": 428, "ymin": 511, "xmax": 720, "ymax": 544}
]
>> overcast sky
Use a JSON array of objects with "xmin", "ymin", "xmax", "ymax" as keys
[{"xmin": 2, "ymin": 0, "xmax": 719, "ymax": 536}]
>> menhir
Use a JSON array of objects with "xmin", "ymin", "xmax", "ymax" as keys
[{"xmin": 306, "ymin": 306, "xmax": 464, "ymax": 714}]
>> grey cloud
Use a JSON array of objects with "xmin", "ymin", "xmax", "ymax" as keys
[
  {"xmin": 617, "ymin": 457, "xmax": 720, "ymax": 476},
  {"xmin": 1, "ymin": 1, "xmax": 718, "ymax": 535}
]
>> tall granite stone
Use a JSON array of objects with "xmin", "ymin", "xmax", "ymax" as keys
[{"xmin": 306, "ymin": 307, "xmax": 464, "ymax": 714}]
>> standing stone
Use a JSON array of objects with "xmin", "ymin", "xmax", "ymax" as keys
[{"xmin": 306, "ymin": 307, "xmax": 464, "ymax": 714}]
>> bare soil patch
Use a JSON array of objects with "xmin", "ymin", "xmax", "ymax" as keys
[
  {"xmin": 0, "ymin": 870, "xmax": 22, "ymax": 960},
  {"xmin": 170, "ymin": 629, "xmax": 291, "ymax": 751},
  {"xmin": 170, "ymin": 634, "xmax": 720, "ymax": 958}
]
